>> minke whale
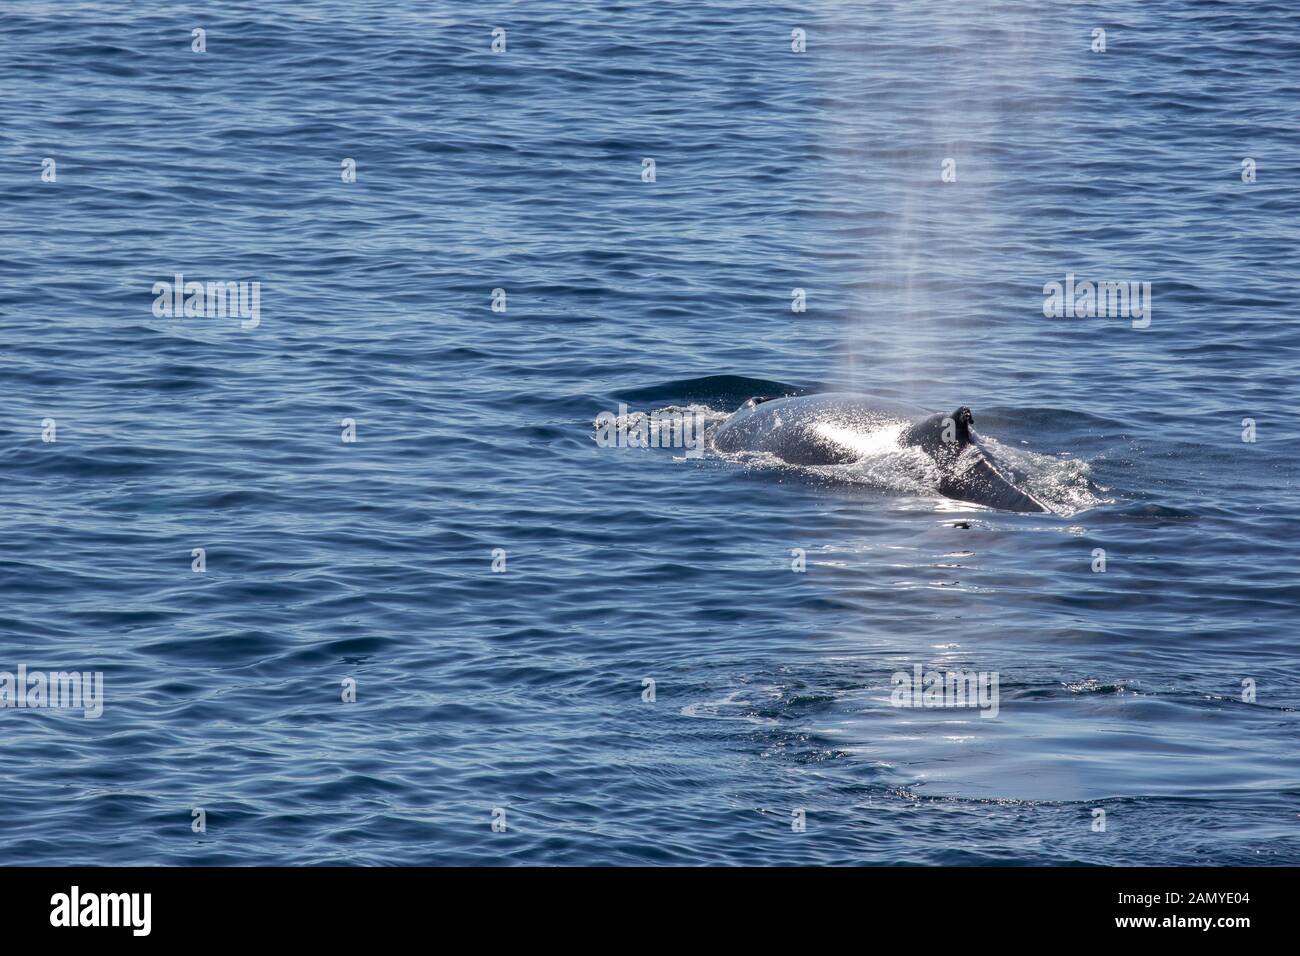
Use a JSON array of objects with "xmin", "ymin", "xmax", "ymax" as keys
[{"xmin": 707, "ymin": 393, "xmax": 1053, "ymax": 513}]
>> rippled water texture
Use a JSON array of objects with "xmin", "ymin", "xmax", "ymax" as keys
[{"xmin": 1, "ymin": 1, "xmax": 1298, "ymax": 865}]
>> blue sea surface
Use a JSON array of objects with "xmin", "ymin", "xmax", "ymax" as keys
[{"xmin": 2, "ymin": 0, "xmax": 1298, "ymax": 865}]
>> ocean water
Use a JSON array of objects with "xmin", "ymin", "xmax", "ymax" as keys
[{"xmin": 1, "ymin": 0, "xmax": 1298, "ymax": 865}]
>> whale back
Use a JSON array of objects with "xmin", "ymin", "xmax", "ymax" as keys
[
  {"xmin": 708, "ymin": 393, "xmax": 919, "ymax": 466},
  {"xmin": 709, "ymin": 394, "xmax": 1052, "ymax": 513}
]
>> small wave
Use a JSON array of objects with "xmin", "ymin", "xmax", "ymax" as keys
[
  {"xmin": 614, "ymin": 375, "xmax": 810, "ymax": 409},
  {"xmin": 591, "ymin": 403, "xmax": 729, "ymax": 451},
  {"xmin": 1063, "ymin": 678, "xmax": 1134, "ymax": 695},
  {"xmin": 680, "ymin": 688, "xmax": 780, "ymax": 725}
]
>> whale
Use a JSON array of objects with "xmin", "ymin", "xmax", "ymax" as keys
[{"xmin": 707, "ymin": 393, "xmax": 1053, "ymax": 513}]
